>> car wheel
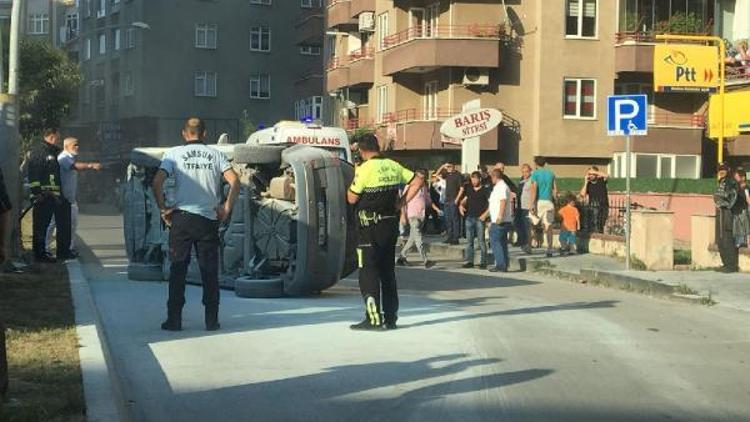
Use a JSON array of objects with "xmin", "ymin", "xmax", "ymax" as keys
[
  {"xmin": 234, "ymin": 276, "xmax": 285, "ymax": 298},
  {"xmin": 234, "ymin": 145, "xmax": 285, "ymax": 165},
  {"xmin": 127, "ymin": 263, "xmax": 166, "ymax": 282}
]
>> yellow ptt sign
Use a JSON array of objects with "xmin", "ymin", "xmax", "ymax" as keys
[
  {"xmin": 654, "ymin": 44, "xmax": 720, "ymax": 93},
  {"xmin": 708, "ymin": 90, "xmax": 750, "ymax": 139}
]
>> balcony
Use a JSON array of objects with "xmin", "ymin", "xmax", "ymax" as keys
[
  {"xmin": 295, "ymin": 9, "xmax": 324, "ymax": 46},
  {"xmin": 727, "ymin": 64, "xmax": 750, "ymax": 86},
  {"xmin": 326, "ymin": 0, "xmax": 357, "ymax": 30},
  {"xmin": 381, "ymin": 25, "xmax": 504, "ymax": 76},
  {"xmin": 350, "ymin": 0, "xmax": 374, "ymax": 18},
  {"xmin": 614, "ymin": 32, "xmax": 656, "ymax": 73},
  {"xmin": 325, "ymin": 47, "xmax": 375, "ymax": 92},
  {"xmin": 613, "ymin": 111, "xmax": 705, "ymax": 154},
  {"xmin": 372, "ymin": 108, "xmax": 500, "ymax": 151}
]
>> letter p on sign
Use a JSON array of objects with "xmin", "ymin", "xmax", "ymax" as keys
[{"xmin": 607, "ymin": 94, "xmax": 648, "ymax": 136}]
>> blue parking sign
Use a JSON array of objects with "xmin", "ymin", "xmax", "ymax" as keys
[{"xmin": 607, "ymin": 95, "xmax": 648, "ymax": 136}]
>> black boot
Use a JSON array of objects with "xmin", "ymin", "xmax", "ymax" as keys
[
  {"xmin": 161, "ymin": 308, "xmax": 182, "ymax": 331},
  {"xmin": 205, "ymin": 306, "xmax": 220, "ymax": 331}
]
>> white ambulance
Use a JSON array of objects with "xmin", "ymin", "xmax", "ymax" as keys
[{"xmin": 246, "ymin": 121, "xmax": 353, "ymax": 163}]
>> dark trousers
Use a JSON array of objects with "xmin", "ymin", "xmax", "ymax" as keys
[
  {"xmin": 167, "ymin": 211, "xmax": 220, "ymax": 313},
  {"xmin": 444, "ymin": 202, "xmax": 460, "ymax": 241},
  {"xmin": 514, "ymin": 209, "xmax": 529, "ymax": 246},
  {"xmin": 592, "ymin": 203, "xmax": 609, "ymax": 234},
  {"xmin": 32, "ymin": 195, "xmax": 71, "ymax": 259},
  {"xmin": 357, "ymin": 218, "xmax": 399, "ymax": 323},
  {"xmin": 716, "ymin": 209, "xmax": 738, "ymax": 271}
]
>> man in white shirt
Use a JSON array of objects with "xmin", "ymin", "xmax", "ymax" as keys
[
  {"xmin": 46, "ymin": 137, "xmax": 102, "ymax": 256},
  {"xmin": 488, "ymin": 169, "xmax": 513, "ymax": 272}
]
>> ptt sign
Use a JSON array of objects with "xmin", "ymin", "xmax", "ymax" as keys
[
  {"xmin": 607, "ymin": 95, "xmax": 648, "ymax": 137},
  {"xmin": 654, "ymin": 44, "xmax": 719, "ymax": 93}
]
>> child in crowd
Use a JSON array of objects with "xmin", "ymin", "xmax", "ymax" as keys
[{"xmin": 558, "ymin": 193, "xmax": 580, "ymax": 256}]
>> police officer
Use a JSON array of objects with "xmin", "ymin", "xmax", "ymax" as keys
[
  {"xmin": 27, "ymin": 128, "xmax": 72, "ymax": 263},
  {"xmin": 347, "ymin": 133, "xmax": 423, "ymax": 331},
  {"xmin": 152, "ymin": 117, "xmax": 239, "ymax": 331}
]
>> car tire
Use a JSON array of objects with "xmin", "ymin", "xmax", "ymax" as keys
[
  {"xmin": 234, "ymin": 276, "xmax": 285, "ymax": 298},
  {"xmin": 234, "ymin": 145, "xmax": 285, "ymax": 165},
  {"xmin": 127, "ymin": 263, "xmax": 166, "ymax": 282}
]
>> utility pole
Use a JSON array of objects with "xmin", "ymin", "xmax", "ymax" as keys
[{"xmin": 0, "ymin": 0, "xmax": 23, "ymax": 258}]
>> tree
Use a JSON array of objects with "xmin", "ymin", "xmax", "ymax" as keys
[{"xmin": 18, "ymin": 39, "xmax": 82, "ymax": 150}]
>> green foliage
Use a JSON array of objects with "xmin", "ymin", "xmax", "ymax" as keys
[
  {"xmin": 555, "ymin": 178, "xmax": 717, "ymax": 195},
  {"xmin": 240, "ymin": 113, "xmax": 256, "ymax": 141},
  {"xmin": 18, "ymin": 39, "xmax": 82, "ymax": 150},
  {"xmin": 674, "ymin": 249, "xmax": 692, "ymax": 266},
  {"xmin": 352, "ymin": 126, "xmax": 375, "ymax": 141},
  {"xmin": 654, "ymin": 12, "xmax": 709, "ymax": 34}
]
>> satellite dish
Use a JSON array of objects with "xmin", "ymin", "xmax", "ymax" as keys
[
  {"xmin": 217, "ymin": 133, "xmax": 230, "ymax": 144},
  {"xmin": 345, "ymin": 100, "xmax": 357, "ymax": 109}
]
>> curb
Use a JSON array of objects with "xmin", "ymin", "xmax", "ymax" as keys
[
  {"xmin": 415, "ymin": 242, "xmax": 529, "ymax": 272},
  {"xmin": 532, "ymin": 265, "xmax": 708, "ymax": 305},
  {"xmin": 67, "ymin": 260, "xmax": 129, "ymax": 422}
]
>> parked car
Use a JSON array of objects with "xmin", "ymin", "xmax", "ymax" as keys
[{"xmin": 123, "ymin": 125, "xmax": 357, "ymax": 298}]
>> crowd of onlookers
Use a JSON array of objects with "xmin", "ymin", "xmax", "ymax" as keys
[
  {"xmin": 398, "ymin": 157, "xmax": 611, "ymax": 272},
  {"xmin": 714, "ymin": 163, "xmax": 750, "ymax": 273}
]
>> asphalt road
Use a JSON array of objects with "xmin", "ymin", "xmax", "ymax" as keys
[{"xmin": 76, "ymin": 206, "xmax": 750, "ymax": 422}]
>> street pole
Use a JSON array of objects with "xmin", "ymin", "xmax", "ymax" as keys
[
  {"xmin": 0, "ymin": 0, "xmax": 23, "ymax": 259},
  {"xmin": 625, "ymin": 135, "xmax": 631, "ymax": 271}
]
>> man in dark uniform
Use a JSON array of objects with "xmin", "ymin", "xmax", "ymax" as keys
[
  {"xmin": 347, "ymin": 134, "xmax": 423, "ymax": 331},
  {"xmin": 27, "ymin": 128, "xmax": 72, "ymax": 262},
  {"xmin": 152, "ymin": 117, "xmax": 239, "ymax": 331}
]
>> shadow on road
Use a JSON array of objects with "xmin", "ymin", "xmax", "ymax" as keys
[{"xmin": 173, "ymin": 353, "xmax": 553, "ymax": 421}]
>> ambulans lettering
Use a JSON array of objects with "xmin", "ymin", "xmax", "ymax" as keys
[{"xmin": 286, "ymin": 136, "xmax": 342, "ymax": 146}]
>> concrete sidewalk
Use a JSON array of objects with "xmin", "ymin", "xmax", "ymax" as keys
[{"xmin": 420, "ymin": 235, "xmax": 750, "ymax": 312}]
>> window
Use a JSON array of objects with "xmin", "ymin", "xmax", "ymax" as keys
[
  {"xmin": 563, "ymin": 78, "xmax": 596, "ymax": 119},
  {"xmin": 97, "ymin": 0, "xmax": 106, "ymax": 18},
  {"xmin": 28, "ymin": 14, "xmax": 50, "ymax": 34},
  {"xmin": 249, "ymin": 26, "xmax": 271, "ymax": 51},
  {"xmin": 301, "ymin": 0, "xmax": 322, "ymax": 7},
  {"xmin": 377, "ymin": 12, "xmax": 389, "ymax": 49},
  {"xmin": 615, "ymin": 82, "xmax": 655, "ymax": 122},
  {"xmin": 84, "ymin": 0, "xmax": 92, "ymax": 18},
  {"xmin": 249, "ymin": 74, "xmax": 271, "ymax": 99},
  {"xmin": 195, "ymin": 24, "xmax": 218, "ymax": 49},
  {"xmin": 65, "ymin": 13, "xmax": 79, "ymax": 39},
  {"xmin": 566, "ymin": 0, "xmax": 597, "ymax": 38},
  {"xmin": 98, "ymin": 33, "xmax": 106, "ymax": 54},
  {"xmin": 377, "ymin": 85, "xmax": 388, "ymax": 122},
  {"xmin": 295, "ymin": 96, "xmax": 323, "ymax": 121},
  {"xmin": 195, "ymin": 71, "xmax": 217, "ymax": 97},
  {"xmin": 125, "ymin": 28, "xmax": 135, "ymax": 48},
  {"xmin": 423, "ymin": 81, "xmax": 438, "ymax": 120},
  {"xmin": 300, "ymin": 45, "xmax": 321, "ymax": 55},
  {"xmin": 409, "ymin": 4, "xmax": 438, "ymax": 38},
  {"xmin": 250, "ymin": 0, "xmax": 271, "ymax": 4},
  {"xmin": 83, "ymin": 38, "xmax": 92, "ymax": 60},
  {"xmin": 112, "ymin": 28, "xmax": 121, "ymax": 50},
  {"xmin": 124, "ymin": 72, "xmax": 134, "ymax": 96},
  {"xmin": 613, "ymin": 153, "xmax": 700, "ymax": 178}
]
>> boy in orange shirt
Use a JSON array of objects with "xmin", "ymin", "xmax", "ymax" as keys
[{"xmin": 558, "ymin": 194, "xmax": 580, "ymax": 256}]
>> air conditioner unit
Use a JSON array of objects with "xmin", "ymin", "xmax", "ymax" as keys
[
  {"xmin": 463, "ymin": 67, "xmax": 490, "ymax": 86},
  {"xmin": 359, "ymin": 12, "xmax": 375, "ymax": 33}
]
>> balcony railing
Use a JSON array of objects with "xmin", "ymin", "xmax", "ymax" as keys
[
  {"xmin": 651, "ymin": 112, "xmax": 705, "ymax": 128},
  {"xmin": 381, "ymin": 107, "xmax": 461, "ymax": 123},
  {"xmin": 326, "ymin": 56, "xmax": 344, "ymax": 70},
  {"xmin": 615, "ymin": 31, "xmax": 713, "ymax": 45},
  {"xmin": 348, "ymin": 46, "xmax": 374, "ymax": 61},
  {"xmin": 382, "ymin": 24, "xmax": 505, "ymax": 49},
  {"xmin": 327, "ymin": 0, "xmax": 349, "ymax": 6}
]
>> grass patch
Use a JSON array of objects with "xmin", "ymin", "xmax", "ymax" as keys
[
  {"xmin": 674, "ymin": 249, "xmax": 692, "ymax": 266},
  {"xmin": 0, "ymin": 218, "xmax": 84, "ymax": 421},
  {"xmin": 674, "ymin": 284, "xmax": 699, "ymax": 295}
]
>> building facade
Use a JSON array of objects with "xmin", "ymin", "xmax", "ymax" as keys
[
  {"xmin": 326, "ymin": 0, "xmax": 750, "ymax": 177},
  {"xmin": 49, "ymin": 0, "xmax": 326, "ymax": 156}
]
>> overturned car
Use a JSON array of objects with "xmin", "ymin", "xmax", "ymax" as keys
[{"xmin": 123, "ymin": 126, "xmax": 358, "ymax": 297}]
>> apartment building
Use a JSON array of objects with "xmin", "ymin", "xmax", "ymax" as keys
[
  {"xmin": 55, "ymin": 0, "xmax": 326, "ymax": 157},
  {"xmin": 326, "ymin": 0, "xmax": 750, "ymax": 177}
]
